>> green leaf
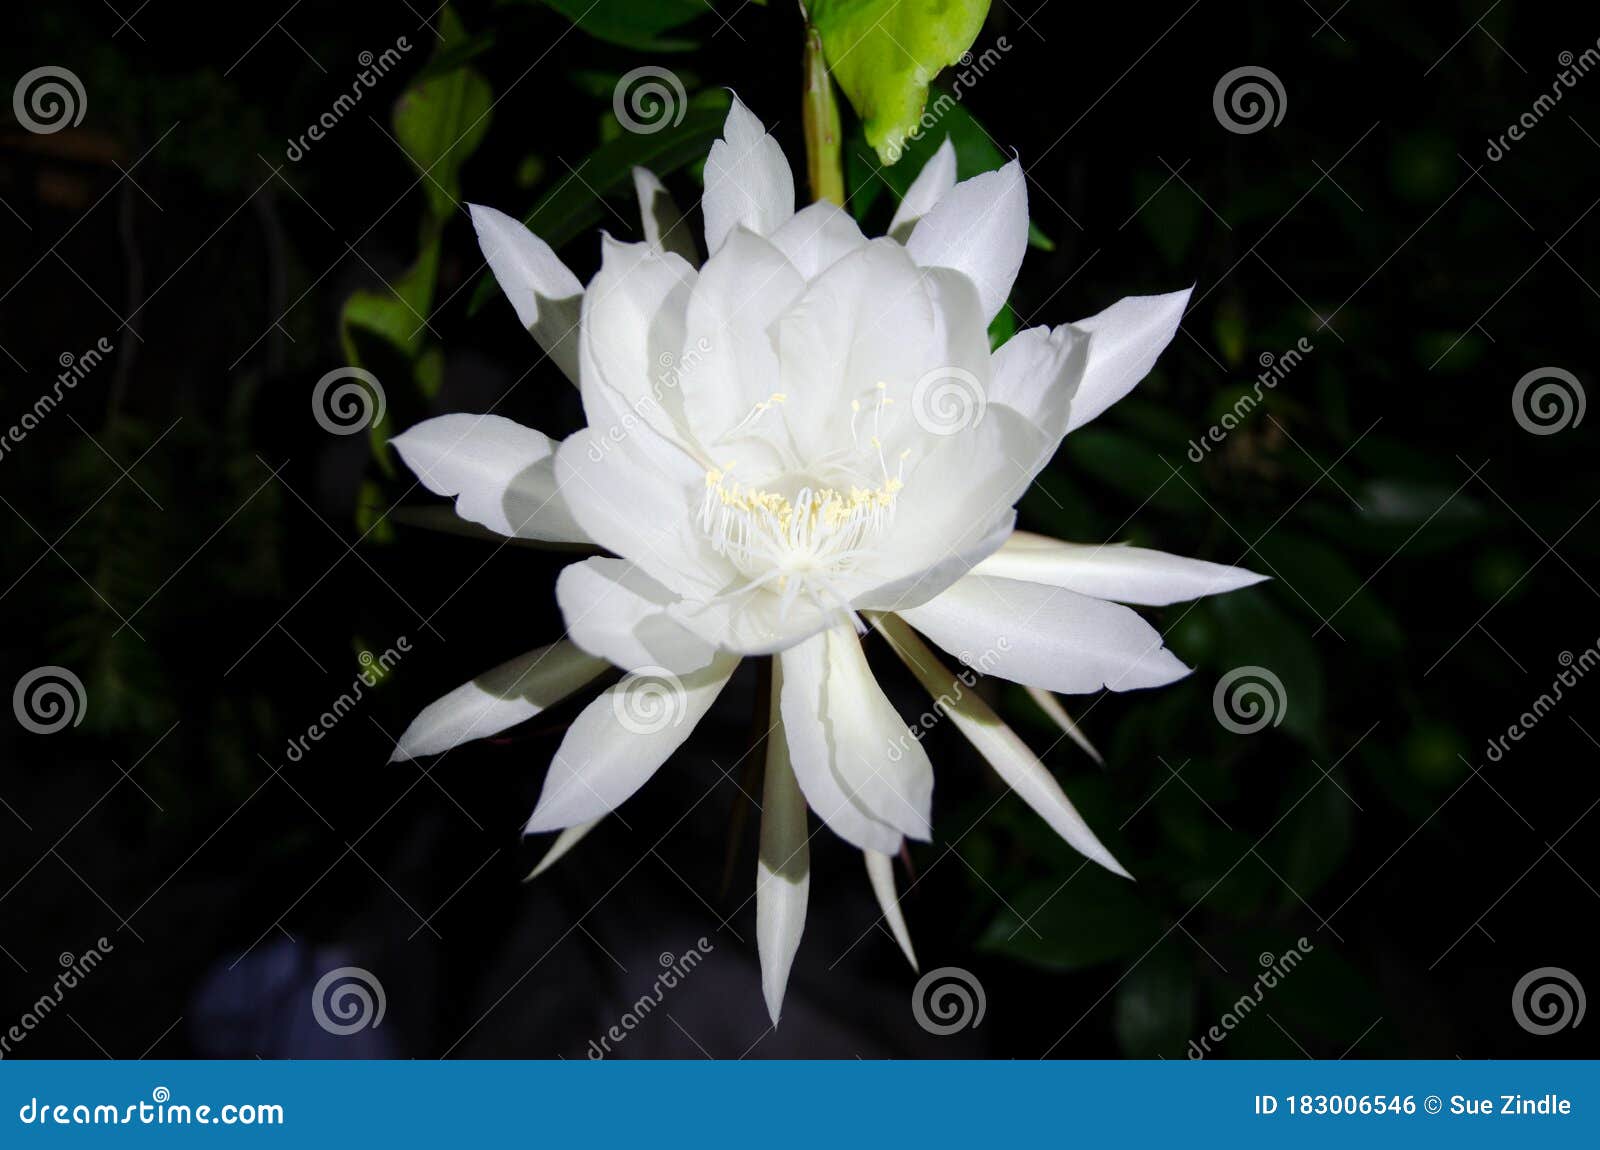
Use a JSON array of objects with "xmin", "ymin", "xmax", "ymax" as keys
[
  {"xmin": 846, "ymin": 96, "xmax": 1054, "ymax": 250},
  {"xmin": 529, "ymin": 0, "xmax": 706, "ymax": 51},
  {"xmin": 468, "ymin": 99, "xmax": 730, "ymax": 314},
  {"xmin": 393, "ymin": 14, "xmax": 493, "ymax": 222},
  {"xmin": 813, "ymin": 0, "xmax": 989, "ymax": 165}
]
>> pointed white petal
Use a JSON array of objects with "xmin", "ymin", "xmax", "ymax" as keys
[
  {"xmin": 701, "ymin": 94, "xmax": 795, "ymax": 255},
  {"xmin": 988, "ymin": 322, "xmax": 1091, "ymax": 479},
  {"xmin": 973, "ymin": 532, "xmax": 1267, "ymax": 605},
  {"xmin": 556, "ymin": 557, "xmax": 716, "ymax": 675},
  {"xmin": 900, "ymin": 574, "xmax": 1190, "ymax": 695},
  {"xmin": 872, "ymin": 613, "xmax": 1130, "ymax": 878},
  {"xmin": 1067, "ymin": 289, "xmax": 1192, "ymax": 432},
  {"xmin": 391, "ymin": 641, "xmax": 607, "ymax": 762},
  {"xmin": 905, "ymin": 159, "xmax": 1028, "ymax": 323},
  {"xmin": 525, "ymin": 653, "xmax": 740, "ymax": 833},
  {"xmin": 390, "ymin": 413, "xmax": 588, "ymax": 543},
  {"xmin": 631, "ymin": 166, "xmax": 699, "ymax": 265},
  {"xmin": 468, "ymin": 203, "xmax": 583, "ymax": 383},
  {"xmin": 777, "ymin": 635, "xmax": 904, "ymax": 855},
  {"xmin": 578, "ymin": 234, "xmax": 697, "ymax": 444},
  {"xmin": 526, "ymin": 818, "xmax": 601, "ymax": 880},
  {"xmin": 865, "ymin": 850, "xmax": 918, "ymax": 971},
  {"xmin": 811, "ymin": 628, "xmax": 932, "ymax": 839},
  {"xmin": 757, "ymin": 666, "xmax": 810, "ymax": 1026},
  {"xmin": 888, "ymin": 136, "xmax": 957, "ymax": 241},
  {"xmin": 679, "ymin": 226, "xmax": 805, "ymax": 446},
  {"xmin": 1024, "ymin": 686, "xmax": 1104, "ymax": 766},
  {"xmin": 766, "ymin": 201, "xmax": 868, "ymax": 279}
]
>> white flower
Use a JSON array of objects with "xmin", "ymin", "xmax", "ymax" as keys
[{"xmin": 388, "ymin": 96, "xmax": 1265, "ymax": 1024}]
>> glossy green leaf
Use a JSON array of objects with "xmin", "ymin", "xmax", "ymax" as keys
[
  {"xmin": 393, "ymin": 11, "xmax": 493, "ymax": 222},
  {"xmin": 846, "ymin": 96, "xmax": 1054, "ymax": 250},
  {"xmin": 813, "ymin": 0, "xmax": 988, "ymax": 165}
]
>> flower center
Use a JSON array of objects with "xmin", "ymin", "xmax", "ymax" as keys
[{"xmin": 695, "ymin": 383, "xmax": 913, "ymax": 618}]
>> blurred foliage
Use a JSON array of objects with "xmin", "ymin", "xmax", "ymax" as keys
[{"xmin": 4, "ymin": 0, "xmax": 1597, "ymax": 1059}]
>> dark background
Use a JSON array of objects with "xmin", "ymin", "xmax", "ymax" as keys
[{"xmin": 2, "ymin": 0, "xmax": 1597, "ymax": 1059}]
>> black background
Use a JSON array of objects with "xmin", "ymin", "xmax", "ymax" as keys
[{"xmin": 2, "ymin": 0, "xmax": 1598, "ymax": 1059}]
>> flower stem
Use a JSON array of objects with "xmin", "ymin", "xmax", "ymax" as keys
[{"xmin": 801, "ymin": 21, "xmax": 844, "ymax": 205}]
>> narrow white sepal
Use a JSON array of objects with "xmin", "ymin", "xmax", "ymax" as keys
[
  {"xmin": 1024, "ymin": 686, "xmax": 1104, "ymax": 766},
  {"xmin": 865, "ymin": 850, "xmax": 918, "ymax": 972},
  {"xmin": 871, "ymin": 613, "xmax": 1131, "ymax": 879},
  {"xmin": 756, "ymin": 662, "xmax": 810, "ymax": 1026},
  {"xmin": 525, "ymin": 819, "xmax": 601, "ymax": 880}
]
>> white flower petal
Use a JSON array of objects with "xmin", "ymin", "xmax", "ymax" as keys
[
  {"xmin": 766, "ymin": 202, "xmax": 868, "ymax": 279},
  {"xmin": 526, "ymin": 818, "xmax": 601, "ymax": 880},
  {"xmin": 702, "ymin": 94, "xmax": 795, "ymax": 255},
  {"xmin": 555, "ymin": 427, "xmax": 728, "ymax": 601},
  {"xmin": 390, "ymin": 640, "xmax": 607, "ymax": 762},
  {"xmin": 1067, "ymin": 288, "xmax": 1192, "ymax": 432},
  {"xmin": 578, "ymin": 235, "xmax": 697, "ymax": 446},
  {"xmin": 524, "ymin": 653, "xmax": 741, "ymax": 833},
  {"xmin": 390, "ymin": 413, "xmax": 589, "ymax": 543},
  {"xmin": 899, "ymin": 574, "xmax": 1191, "ymax": 694},
  {"xmin": 777, "ymin": 637, "xmax": 906, "ymax": 855},
  {"xmin": 555, "ymin": 557, "xmax": 717, "ymax": 674},
  {"xmin": 780, "ymin": 628, "xmax": 933, "ymax": 842},
  {"xmin": 468, "ymin": 203, "xmax": 583, "ymax": 383},
  {"xmin": 888, "ymin": 136, "xmax": 957, "ymax": 241},
  {"xmin": 988, "ymin": 322, "xmax": 1091, "ymax": 479},
  {"xmin": 905, "ymin": 159, "xmax": 1028, "ymax": 323},
  {"xmin": 873, "ymin": 613, "xmax": 1129, "ymax": 877},
  {"xmin": 631, "ymin": 166, "xmax": 698, "ymax": 265},
  {"xmin": 865, "ymin": 850, "xmax": 918, "ymax": 971},
  {"xmin": 972, "ymin": 532, "xmax": 1267, "ymax": 605},
  {"xmin": 679, "ymin": 227, "xmax": 805, "ymax": 448},
  {"xmin": 756, "ymin": 669, "xmax": 810, "ymax": 1026}
]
